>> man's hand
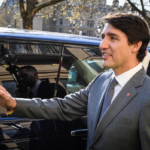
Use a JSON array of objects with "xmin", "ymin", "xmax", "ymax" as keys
[{"xmin": 0, "ymin": 86, "xmax": 17, "ymax": 110}]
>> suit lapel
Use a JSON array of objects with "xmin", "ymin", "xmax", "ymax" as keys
[{"xmin": 90, "ymin": 68, "xmax": 146, "ymax": 147}]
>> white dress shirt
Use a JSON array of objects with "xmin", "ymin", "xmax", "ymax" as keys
[
  {"xmin": 111, "ymin": 63, "xmax": 143, "ymax": 103},
  {"xmin": 32, "ymin": 80, "xmax": 41, "ymax": 97}
]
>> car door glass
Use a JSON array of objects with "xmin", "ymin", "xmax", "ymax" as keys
[{"xmin": 64, "ymin": 45, "xmax": 106, "ymax": 94}]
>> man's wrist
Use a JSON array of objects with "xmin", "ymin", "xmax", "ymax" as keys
[{"xmin": 8, "ymin": 98, "xmax": 17, "ymax": 110}]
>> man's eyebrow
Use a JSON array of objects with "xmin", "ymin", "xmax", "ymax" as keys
[
  {"xmin": 107, "ymin": 32, "xmax": 119, "ymax": 37},
  {"xmin": 101, "ymin": 32, "xmax": 119, "ymax": 38}
]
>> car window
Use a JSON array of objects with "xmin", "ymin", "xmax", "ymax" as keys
[
  {"xmin": 0, "ymin": 41, "xmax": 106, "ymax": 95},
  {"xmin": 63, "ymin": 45, "xmax": 106, "ymax": 94}
]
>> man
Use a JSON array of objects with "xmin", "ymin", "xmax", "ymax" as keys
[
  {"xmin": 17, "ymin": 65, "xmax": 66, "ymax": 98},
  {"xmin": 0, "ymin": 13, "xmax": 150, "ymax": 150}
]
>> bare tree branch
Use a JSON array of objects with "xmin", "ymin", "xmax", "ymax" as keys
[
  {"xmin": 18, "ymin": 0, "xmax": 65, "ymax": 29},
  {"xmin": 127, "ymin": 0, "xmax": 150, "ymax": 25},
  {"xmin": 127, "ymin": 0, "xmax": 143, "ymax": 14},
  {"xmin": 140, "ymin": 0, "xmax": 145, "ymax": 10},
  {"xmin": 33, "ymin": 0, "xmax": 65, "ymax": 14},
  {"xmin": 140, "ymin": 0, "xmax": 146, "ymax": 17}
]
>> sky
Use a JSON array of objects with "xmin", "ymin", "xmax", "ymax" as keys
[
  {"xmin": 107, "ymin": 0, "xmax": 150, "ymax": 8},
  {"xmin": 0, "ymin": 0, "xmax": 4, "ymax": 6}
]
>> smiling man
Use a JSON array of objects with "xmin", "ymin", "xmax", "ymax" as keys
[
  {"xmin": 100, "ymin": 23, "xmax": 141, "ymax": 75},
  {"xmin": 0, "ymin": 13, "xmax": 150, "ymax": 150}
]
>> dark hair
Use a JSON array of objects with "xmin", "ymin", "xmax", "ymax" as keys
[
  {"xmin": 19, "ymin": 66, "xmax": 37, "ymax": 74},
  {"xmin": 103, "ymin": 13, "xmax": 150, "ymax": 61}
]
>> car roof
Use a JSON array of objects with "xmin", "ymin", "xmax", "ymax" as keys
[{"xmin": 0, "ymin": 27, "xmax": 101, "ymax": 46}]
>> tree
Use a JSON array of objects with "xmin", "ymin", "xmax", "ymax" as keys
[
  {"xmin": 13, "ymin": 0, "xmax": 63, "ymax": 29},
  {"xmin": 2, "ymin": 0, "xmax": 149, "ymax": 34},
  {"xmin": 0, "ymin": 10, "xmax": 9, "ymax": 27},
  {"xmin": 126, "ymin": 0, "xmax": 150, "ymax": 26}
]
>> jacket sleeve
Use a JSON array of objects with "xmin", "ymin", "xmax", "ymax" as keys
[{"xmin": 12, "ymin": 74, "xmax": 102, "ymax": 121}]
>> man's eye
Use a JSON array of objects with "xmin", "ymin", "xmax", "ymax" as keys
[{"xmin": 111, "ymin": 36, "xmax": 116, "ymax": 40}]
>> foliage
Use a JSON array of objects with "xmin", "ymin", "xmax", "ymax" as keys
[
  {"xmin": 0, "ymin": 0, "xmax": 150, "ymax": 30},
  {"xmin": 39, "ymin": 0, "xmax": 150, "ymax": 34}
]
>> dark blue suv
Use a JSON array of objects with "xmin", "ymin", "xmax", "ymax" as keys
[{"xmin": 0, "ymin": 27, "xmax": 105, "ymax": 150}]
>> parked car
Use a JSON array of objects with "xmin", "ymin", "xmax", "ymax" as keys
[{"xmin": 0, "ymin": 27, "xmax": 106, "ymax": 150}]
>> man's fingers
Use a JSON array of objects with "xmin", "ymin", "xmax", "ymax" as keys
[
  {"xmin": 0, "ymin": 86, "xmax": 11, "ymax": 96},
  {"xmin": 0, "ymin": 87, "xmax": 16, "ymax": 109},
  {"xmin": 0, "ymin": 90, "xmax": 10, "ymax": 99}
]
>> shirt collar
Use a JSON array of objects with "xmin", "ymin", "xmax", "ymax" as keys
[
  {"xmin": 32, "ymin": 79, "xmax": 41, "ymax": 95},
  {"xmin": 112, "ymin": 63, "xmax": 143, "ymax": 87}
]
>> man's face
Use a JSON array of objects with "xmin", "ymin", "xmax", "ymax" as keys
[
  {"xmin": 99, "ymin": 23, "xmax": 139, "ymax": 75},
  {"xmin": 18, "ymin": 69, "xmax": 36, "ymax": 88}
]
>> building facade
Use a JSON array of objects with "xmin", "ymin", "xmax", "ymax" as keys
[{"xmin": 42, "ymin": 0, "xmax": 131, "ymax": 37}]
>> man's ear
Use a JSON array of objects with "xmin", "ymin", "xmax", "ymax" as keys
[
  {"xmin": 34, "ymin": 72, "xmax": 38, "ymax": 80},
  {"xmin": 132, "ymin": 41, "xmax": 142, "ymax": 53},
  {"xmin": 33, "ymin": 72, "xmax": 37, "ymax": 77}
]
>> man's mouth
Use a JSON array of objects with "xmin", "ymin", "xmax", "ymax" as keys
[{"xmin": 102, "ymin": 52, "xmax": 111, "ymax": 59}]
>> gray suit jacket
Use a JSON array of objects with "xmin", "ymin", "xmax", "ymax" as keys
[{"xmin": 13, "ymin": 68, "xmax": 150, "ymax": 150}]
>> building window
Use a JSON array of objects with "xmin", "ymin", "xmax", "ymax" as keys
[
  {"xmin": 80, "ymin": 20, "xmax": 83, "ymax": 27},
  {"xmin": 59, "ymin": 28, "xmax": 63, "ymax": 33},
  {"xmin": 87, "ymin": 20, "xmax": 94, "ymax": 28},
  {"xmin": 89, "ymin": 12, "xmax": 93, "ymax": 19},
  {"xmin": 60, "ymin": 18, "xmax": 63, "ymax": 25},
  {"xmin": 87, "ymin": 30, "xmax": 93, "ymax": 36}
]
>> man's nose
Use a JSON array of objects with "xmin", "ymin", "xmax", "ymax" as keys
[{"xmin": 99, "ymin": 38, "xmax": 109, "ymax": 50}]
